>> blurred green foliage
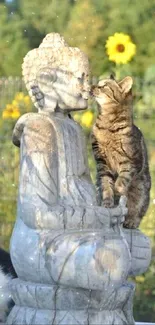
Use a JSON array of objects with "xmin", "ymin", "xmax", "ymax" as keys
[
  {"xmin": 1, "ymin": 0, "xmax": 155, "ymax": 77},
  {"xmin": 0, "ymin": 6, "xmax": 29, "ymax": 75},
  {"xmin": 0, "ymin": 0, "xmax": 155, "ymax": 321}
]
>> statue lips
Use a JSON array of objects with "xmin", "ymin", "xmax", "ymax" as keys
[
  {"xmin": 78, "ymin": 97, "xmax": 88, "ymax": 109},
  {"xmin": 82, "ymin": 91, "xmax": 89, "ymax": 100}
]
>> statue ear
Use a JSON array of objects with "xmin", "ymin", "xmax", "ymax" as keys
[
  {"xmin": 118, "ymin": 76, "xmax": 133, "ymax": 94},
  {"xmin": 37, "ymin": 68, "xmax": 57, "ymax": 94}
]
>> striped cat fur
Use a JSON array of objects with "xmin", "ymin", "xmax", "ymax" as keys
[{"xmin": 91, "ymin": 76, "xmax": 151, "ymax": 228}]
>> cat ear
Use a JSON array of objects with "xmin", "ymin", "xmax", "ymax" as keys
[
  {"xmin": 109, "ymin": 73, "xmax": 115, "ymax": 80},
  {"xmin": 118, "ymin": 76, "xmax": 133, "ymax": 94}
]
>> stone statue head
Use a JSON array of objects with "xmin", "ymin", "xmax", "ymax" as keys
[{"xmin": 22, "ymin": 33, "xmax": 90, "ymax": 113}]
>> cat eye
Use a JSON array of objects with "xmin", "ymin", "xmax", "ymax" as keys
[{"xmin": 98, "ymin": 85, "xmax": 106, "ymax": 90}]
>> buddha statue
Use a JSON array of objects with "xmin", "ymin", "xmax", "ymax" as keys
[{"xmin": 7, "ymin": 33, "xmax": 151, "ymax": 325}]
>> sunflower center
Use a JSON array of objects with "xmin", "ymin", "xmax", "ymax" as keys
[{"xmin": 116, "ymin": 44, "xmax": 125, "ymax": 53}]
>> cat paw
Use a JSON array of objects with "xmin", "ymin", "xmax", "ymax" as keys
[
  {"xmin": 102, "ymin": 197, "xmax": 114, "ymax": 208},
  {"xmin": 123, "ymin": 219, "xmax": 140, "ymax": 229},
  {"xmin": 115, "ymin": 178, "xmax": 127, "ymax": 196}
]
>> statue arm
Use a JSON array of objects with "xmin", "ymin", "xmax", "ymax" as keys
[{"xmin": 21, "ymin": 198, "xmax": 127, "ymax": 231}]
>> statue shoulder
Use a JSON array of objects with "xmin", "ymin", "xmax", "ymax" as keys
[
  {"xmin": 12, "ymin": 113, "xmax": 57, "ymax": 147},
  {"xmin": 12, "ymin": 113, "xmax": 37, "ymax": 147}
]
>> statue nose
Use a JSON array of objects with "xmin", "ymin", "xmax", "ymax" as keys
[{"xmin": 83, "ymin": 84, "xmax": 90, "ymax": 92}]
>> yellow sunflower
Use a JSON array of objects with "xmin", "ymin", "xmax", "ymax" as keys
[{"xmin": 106, "ymin": 33, "xmax": 136, "ymax": 64}]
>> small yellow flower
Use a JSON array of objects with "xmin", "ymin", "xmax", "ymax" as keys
[
  {"xmin": 5, "ymin": 104, "xmax": 13, "ymax": 111},
  {"xmin": 2, "ymin": 110, "xmax": 12, "ymax": 119},
  {"xmin": 12, "ymin": 100, "xmax": 19, "ymax": 108},
  {"xmin": 2, "ymin": 103, "xmax": 20, "ymax": 120},
  {"xmin": 11, "ymin": 109, "xmax": 20, "ymax": 119},
  {"xmin": 15, "ymin": 92, "xmax": 25, "ymax": 101},
  {"xmin": 106, "ymin": 32, "xmax": 136, "ymax": 64},
  {"xmin": 81, "ymin": 111, "xmax": 94, "ymax": 128},
  {"xmin": 135, "ymin": 275, "xmax": 145, "ymax": 283}
]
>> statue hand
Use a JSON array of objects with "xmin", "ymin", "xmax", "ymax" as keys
[
  {"xmin": 95, "ymin": 206, "xmax": 111, "ymax": 228},
  {"xmin": 110, "ymin": 195, "xmax": 128, "ymax": 226},
  {"xmin": 119, "ymin": 195, "xmax": 128, "ymax": 216},
  {"xmin": 97, "ymin": 195, "xmax": 128, "ymax": 227}
]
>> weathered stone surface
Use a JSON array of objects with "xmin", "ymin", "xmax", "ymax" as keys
[
  {"xmin": 7, "ymin": 33, "xmax": 151, "ymax": 325},
  {"xmin": 123, "ymin": 228, "xmax": 151, "ymax": 276}
]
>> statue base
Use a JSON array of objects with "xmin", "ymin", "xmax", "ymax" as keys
[{"xmin": 7, "ymin": 279, "xmax": 135, "ymax": 325}]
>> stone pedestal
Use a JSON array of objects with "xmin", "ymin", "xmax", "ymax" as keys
[
  {"xmin": 6, "ymin": 33, "xmax": 151, "ymax": 325},
  {"xmin": 7, "ymin": 218, "xmax": 151, "ymax": 325},
  {"xmin": 8, "ymin": 280, "xmax": 135, "ymax": 325}
]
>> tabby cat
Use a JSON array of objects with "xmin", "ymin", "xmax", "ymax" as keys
[{"xmin": 91, "ymin": 76, "xmax": 151, "ymax": 228}]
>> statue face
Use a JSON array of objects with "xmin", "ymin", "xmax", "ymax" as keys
[
  {"xmin": 55, "ymin": 68, "xmax": 90, "ymax": 111},
  {"xmin": 37, "ymin": 64, "xmax": 90, "ymax": 112},
  {"xmin": 23, "ymin": 33, "xmax": 91, "ymax": 113}
]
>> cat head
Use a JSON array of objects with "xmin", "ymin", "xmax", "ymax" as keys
[{"xmin": 91, "ymin": 76, "xmax": 133, "ymax": 108}]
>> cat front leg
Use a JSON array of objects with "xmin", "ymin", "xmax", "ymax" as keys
[
  {"xmin": 95, "ymin": 157, "xmax": 115, "ymax": 207},
  {"xmin": 101, "ymin": 174, "xmax": 115, "ymax": 207},
  {"xmin": 91, "ymin": 138, "xmax": 115, "ymax": 207},
  {"xmin": 96, "ymin": 170, "xmax": 115, "ymax": 207},
  {"xmin": 114, "ymin": 166, "xmax": 133, "ymax": 196}
]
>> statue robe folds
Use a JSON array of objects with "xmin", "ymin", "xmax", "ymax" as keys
[{"xmin": 10, "ymin": 113, "xmax": 130, "ymax": 286}]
